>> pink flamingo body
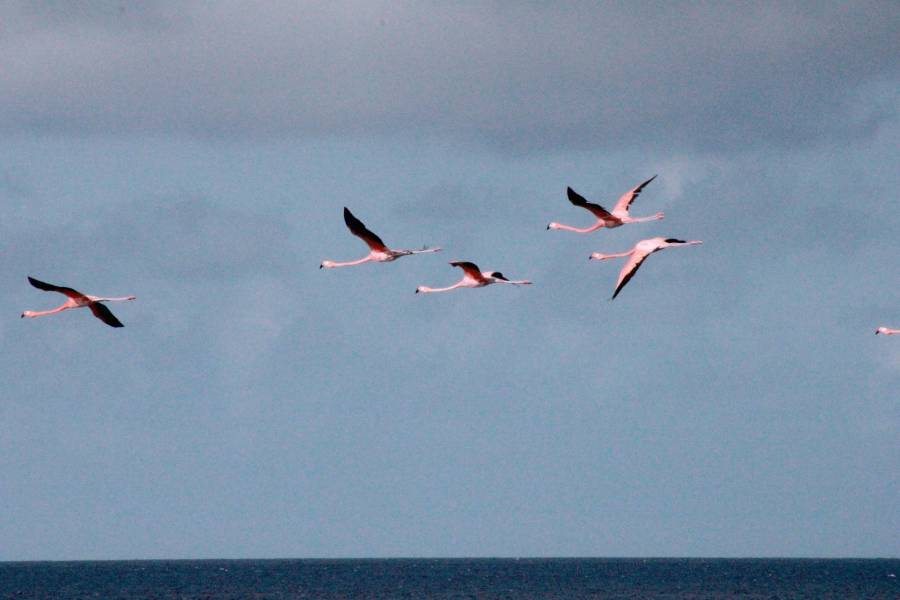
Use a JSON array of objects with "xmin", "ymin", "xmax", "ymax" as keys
[
  {"xmin": 548, "ymin": 175, "xmax": 663, "ymax": 233},
  {"xmin": 416, "ymin": 261, "xmax": 532, "ymax": 294},
  {"xmin": 21, "ymin": 277, "xmax": 136, "ymax": 327},
  {"xmin": 320, "ymin": 207, "xmax": 440, "ymax": 268},
  {"xmin": 875, "ymin": 327, "xmax": 900, "ymax": 335},
  {"xmin": 590, "ymin": 237, "xmax": 702, "ymax": 299}
]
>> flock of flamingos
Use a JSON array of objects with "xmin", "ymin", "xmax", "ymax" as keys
[{"xmin": 19, "ymin": 175, "xmax": 900, "ymax": 336}]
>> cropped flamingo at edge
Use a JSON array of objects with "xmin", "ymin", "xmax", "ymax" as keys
[
  {"xmin": 415, "ymin": 261, "xmax": 532, "ymax": 294},
  {"xmin": 547, "ymin": 175, "xmax": 663, "ymax": 233},
  {"xmin": 21, "ymin": 277, "xmax": 136, "ymax": 328},
  {"xmin": 590, "ymin": 237, "xmax": 702, "ymax": 299},
  {"xmin": 875, "ymin": 327, "xmax": 900, "ymax": 335},
  {"xmin": 320, "ymin": 207, "xmax": 441, "ymax": 269}
]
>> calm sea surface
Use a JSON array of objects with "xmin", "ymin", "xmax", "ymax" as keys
[{"xmin": 1, "ymin": 558, "xmax": 897, "ymax": 599}]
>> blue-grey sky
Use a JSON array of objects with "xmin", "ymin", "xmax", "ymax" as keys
[{"xmin": 1, "ymin": 2, "xmax": 898, "ymax": 560}]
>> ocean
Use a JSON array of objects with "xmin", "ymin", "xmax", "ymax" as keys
[{"xmin": 1, "ymin": 558, "xmax": 897, "ymax": 599}]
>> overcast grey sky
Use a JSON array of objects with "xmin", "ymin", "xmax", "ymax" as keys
[{"xmin": 1, "ymin": 2, "xmax": 898, "ymax": 560}]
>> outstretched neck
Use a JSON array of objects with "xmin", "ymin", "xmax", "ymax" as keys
[
  {"xmin": 415, "ymin": 282, "xmax": 464, "ymax": 294},
  {"xmin": 548, "ymin": 222, "xmax": 603, "ymax": 233},
  {"xmin": 321, "ymin": 256, "xmax": 374, "ymax": 269},
  {"xmin": 590, "ymin": 250, "xmax": 633, "ymax": 260}
]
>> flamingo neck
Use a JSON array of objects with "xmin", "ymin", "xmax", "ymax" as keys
[
  {"xmin": 548, "ymin": 222, "xmax": 602, "ymax": 233},
  {"xmin": 321, "ymin": 256, "xmax": 374, "ymax": 268},
  {"xmin": 416, "ymin": 282, "xmax": 465, "ymax": 294},
  {"xmin": 22, "ymin": 305, "xmax": 70, "ymax": 318}
]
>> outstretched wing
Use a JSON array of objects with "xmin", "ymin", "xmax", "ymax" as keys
[
  {"xmin": 89, "ymin": 302, "xmax": 124, "ymax": 328},
  {"xmin": 449, "ymin": 261, "xmax": 486, "ymax": 281},
  {"xmin": 343, "ymin": 207, "xmax": 388, "ymax": 252},
  {"xmin": 27, "ymin": 276, "xmax": 86, "ymax": 300},
  {"xmin": 613, "ymin": 175, "xmax": 657, "ymax": 216},
  {"xmin": 612, "ymin": 251, "xmax": 652, "ymax": 299},
  {"xmin": 567, "ymin": 187, "xmax": 613, "ymax": 220}
]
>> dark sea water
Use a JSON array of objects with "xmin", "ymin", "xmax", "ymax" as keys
[{"xmin": 1, "ymin": 558, "xmax": 898, "ymax": 599}]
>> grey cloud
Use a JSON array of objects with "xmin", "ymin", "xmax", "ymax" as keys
[{"xmin": 1, "ymin": 2, "xmax": 897, "ymax": 152}]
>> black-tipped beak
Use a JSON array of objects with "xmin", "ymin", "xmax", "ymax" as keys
[
  {"xmin": 319, "ymin": 264, "xmax": 323, "ymax": 269},
  {"xmin": 414, "ymin": 289, "xmax": 419, "ymax": 294},
  {"xmin": 546, "ymin": 224, "xmax": 550, "ymax": 230}
]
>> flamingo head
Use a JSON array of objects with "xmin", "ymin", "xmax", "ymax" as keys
[
  {"xmin": 665, "ymin": 238, "xmax": 703, "ymax": 246},
  {"xmin": 21, "ymin": 311, "xmax": 32, "ymax": 318},
  {"xmin": 320, "ymin": 260, "xmax": 335, "ymax": 269},
  {"xmin": 589, "ymin": 252, "xmax": 609, "ymax": 260},
  {"xmin": 547, "ymin": 222, "xmax": 560, "ymax": 231}
]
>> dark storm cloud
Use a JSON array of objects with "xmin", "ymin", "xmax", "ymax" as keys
[{"xmin": 1, "ymin": 2, "xmax": 897, "ymax": 152}]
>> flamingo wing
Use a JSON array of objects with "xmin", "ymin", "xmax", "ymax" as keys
[
  {"xmin": 612, "ymin": 250, "xmax": 653, "ymax": 299},
  {"xmin": 343, "ymin": 207, "xmax": 388, "ymax": 252},
  {"xmin": 89, "ymin": 302, "xmax": 125, "ymax": 327},
  {"xmin": 613, "ymin": 175, "xmax": 657, "ymax": 216},
  {"xmin": 566, "ymin": 187, "xmax": 613, "ymax": 220},
  {"xmin": 27, "ymin": 276, "xmax": 86, "ymax": 300},
  {"xmin": 449, "ymin": 261, "xmax": 486, "ymax": 281}
]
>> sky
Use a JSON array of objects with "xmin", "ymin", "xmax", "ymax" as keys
[{"xmin": 1, "ymin": 1, "xmax": 898, "ymax": 560}]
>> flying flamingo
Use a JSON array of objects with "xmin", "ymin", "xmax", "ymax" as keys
[
  {"xmin": 415, "ymin": 261, "xmax": 532, "ymax": 294},
  {"xmin": 875, "ymin": 327, "xmax": 900, "ymax": 335},
  {"xmin": 21, "ymin": 276, "xmax": 136, "ymax": 327},
  {"xmin": 589, "ymin": 237, "xmax": 702, "ymax": 299},
  {"xmin": 547, "ymin": 175, "xmax": 663, "ymax": 233},
  {"xmin": 320, "ymin": 207, "xmax": 440, "ymax": 268}
]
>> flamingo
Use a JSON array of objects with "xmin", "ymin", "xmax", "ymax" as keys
[
  {"xmin": 589, "ymin": 237, "xmax": 702, "ymax": 299},
  {"xmin": 21, "ymin": 276, "xmax": 136, "ymax": 327},
  {"xmin": 320, "ymin": 207, "xmax": 440, "ymax": 268},
  {"xmin": 547, "ymin": 175, "xmax": 663, "ymax": 233},
  {"xmin": 875, "ymin": 327, "xmax": 900, "ymax": 335},
  {"xmin": 415, "ymin": 261, "xmax": 532, "ymax": 294}
]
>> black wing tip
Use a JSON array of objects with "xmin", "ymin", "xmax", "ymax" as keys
[
  {"xmin": 343, "ymin": 206, "xmax": 362, "ymax": 225},
  {"xmin": 566, "ymin": 186, "xmax": 587, "ymax": 206},
  {"xmin": 665, "ymin": 238, "xmax": 687, "ymax": 244},
  {"xmin": 27, "ymin": 276, "xmax": 55, "ymax": 291}
]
